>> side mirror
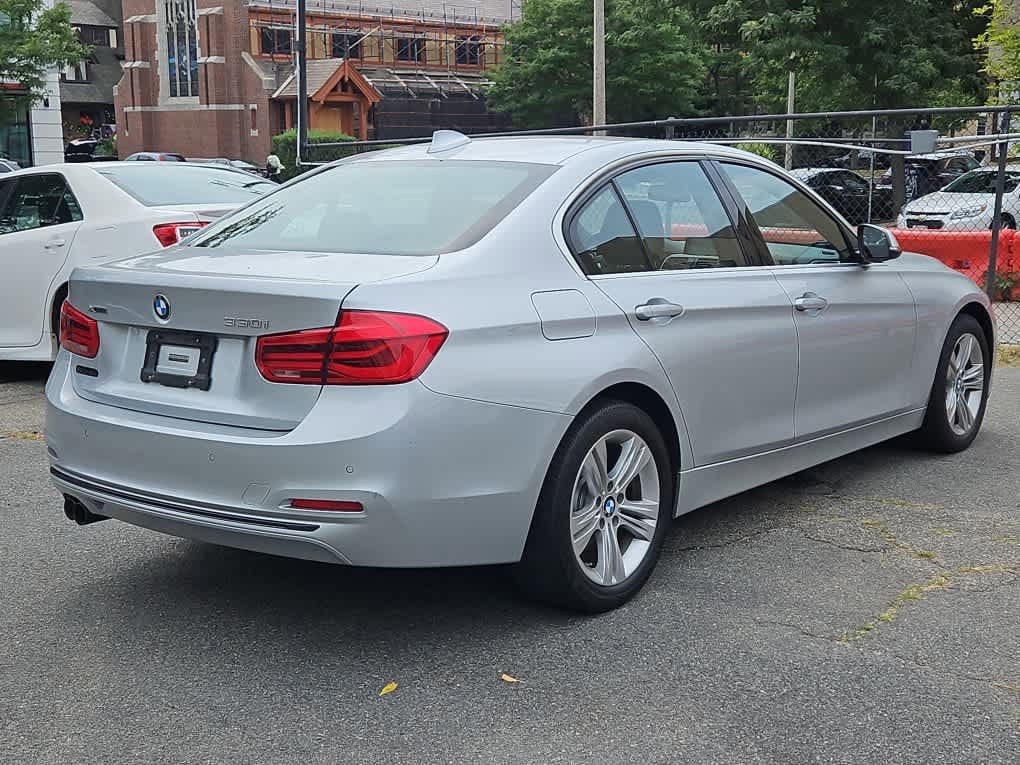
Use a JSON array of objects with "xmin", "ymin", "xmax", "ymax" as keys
[{"xmin": 857, "ymin": 224, "xmax": 901, "ymax": 263}]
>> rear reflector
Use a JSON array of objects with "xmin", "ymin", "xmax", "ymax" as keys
[
  {"xmin": 256, "ymin": 310, "xmax": 448, "ymax": 385},
  {"xmin": 152, "ymin": 221, "xmax": 208, "ymax": 247},
  {"xmin": 59, "ymin": 300, "xmax": 100, "ymax": 358},
  {"xmin": 290, "ymin": 499, "xmax": 364, "ymax": 512}
]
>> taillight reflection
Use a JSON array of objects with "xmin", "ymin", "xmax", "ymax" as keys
[{"xmin": 152, "ymin": 221, "xmax": 208, "ymax": 247}]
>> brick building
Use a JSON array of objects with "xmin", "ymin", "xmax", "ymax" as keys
[{"xmin": 115, "ymin": 0, "xmax": 515, "ymax": 163}]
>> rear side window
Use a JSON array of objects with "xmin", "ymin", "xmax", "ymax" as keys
[
  {"xmin": 97, "ymin": 165, "xmax": 275, "ymax": 206},
  {"xmin": 0, "ymin": 173, "xmax": 82, "ymax": 234},
  {"xmin": 191, "ymin": 160, "xmax": 557, "ymax": 255},
  {"xmin": 568, "ymin": 161, "xmax": 747, "ymax": 274}
]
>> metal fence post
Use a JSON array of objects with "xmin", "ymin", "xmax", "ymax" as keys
[
  {"xmin": 296, "ymin": 0, "xmax": 309, "ymax": 168},
  {"xmin": 985, "ymin": 108, "xmax": 1011, "ymax": 300}
]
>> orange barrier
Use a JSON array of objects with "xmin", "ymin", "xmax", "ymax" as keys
[{"xmin": 888, "ymin": 229, "xmax": 1018, "ymax": 286}]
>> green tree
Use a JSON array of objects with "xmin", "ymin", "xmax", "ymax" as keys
[
  {"xmin": 487, "ymin": 0, "xmax": 707, "ymax": 127},
  {"xmin": 0, "ymin": 0, "xmax": 88, "ymax": 123},
  {"xmin": 975, "ymin": 0, "xmax": 1020, "ymax": 101},
  {"xmin": 690, "ymin": 0, "xmax": 986, "ymax": 114}
]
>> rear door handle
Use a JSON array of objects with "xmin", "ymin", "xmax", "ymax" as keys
[
  {"xmin": 794, "ymin": 293, "xmax": 828, "ymax": 312},
  {"xmin": 635, "ymin": 300, "xmax": 685, "ymax": 321},
  {"xmin": 44, "ymin": 238, "xmax": 66, "ymax": 250}
]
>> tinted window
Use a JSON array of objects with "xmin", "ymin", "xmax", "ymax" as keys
[
  {"xmin": 98, "ymin": 165, "xmax": 275, "ymax": 206},
  {"xmin": 721, "ymin": 163, "xmax": 852, "ymax": 265},
  {"xmin": 832, "ymin": 171, "xmax": 869, "ymax": 192},
  {"xmin": 614, "ymin": 162, "xmax": 747, "ymax": 270},
  {"xmin": 0, "ymin": 174, "xmax": 82, "ymax": 234},
  {"xmin": 192, "ymin": 160, "xmax": 556, "ymax": 256},
  {"xmin": 570, "ymin": 185, "xmax": 649, "ymax": 275}
]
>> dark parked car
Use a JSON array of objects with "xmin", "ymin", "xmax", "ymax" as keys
[
  {"xmin": 791, "ymin": 168, "xmax": 895, "ymax": 223},
  {"xmin": 876, "ymin": 151, "xmax": 980, "ymax": 200},
  {"xmin": 64, "ymin": 138, "xmax": 118, "ymax": 163}
]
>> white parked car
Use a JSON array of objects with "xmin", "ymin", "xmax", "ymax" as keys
[
  {"xmin": 896, "ymin": 166, "xmax": 1020, "ymax": 231},
  {"xmin": 0, "ymin": 162, "xmax": 276, "ymax": 362}
]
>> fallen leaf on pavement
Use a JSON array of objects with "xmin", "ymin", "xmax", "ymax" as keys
[
  {"xmin": 379, "ymin": 681, "xmax": 398, "ymax": 696},
  {"xmin": 500, "ymin": 673, "xmax": 523, "ymax": 684}
]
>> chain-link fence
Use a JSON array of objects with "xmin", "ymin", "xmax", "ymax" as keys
[{"xmin": 302, "ymin": 105, "xmax": 1020, "ymax": 344}]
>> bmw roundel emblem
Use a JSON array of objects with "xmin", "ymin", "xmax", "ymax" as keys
[{"xmin": 153, "ymin": 293, "xmax": 171, "ymax": 321}]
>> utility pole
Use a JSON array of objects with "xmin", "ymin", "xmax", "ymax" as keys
[
  {"xmin": 593, "ymin": 0, "xmax": 606, "ymax": 135},
  {"xmin": 785, "ymin": 60, "xmax": 795, "ymax": 170},
  {"xmin": 296, "ymin": 0, "xmax": 309, "ymax": 167}
]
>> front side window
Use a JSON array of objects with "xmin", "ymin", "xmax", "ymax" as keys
[
  {"xmin": 943, "ymin": 170, "xmax": 1020, "ymax": 194},
  {"xmin": 163, "ymin": 0, "xmax": 200, "ymax": 98},
  {"xmin": 721, "ymin": 163, "xmax": 852, "ymax": 265},
  {"xmin": 0, "ymin": 174, "xmax": 83, "ymax": 235},
  {"xmin": 614, "ymin": 162, "xmax": 747, "ymax": 270},
  {"xmin": 190, "ymin": 160, "xmax": 556, "ymax": 255}
]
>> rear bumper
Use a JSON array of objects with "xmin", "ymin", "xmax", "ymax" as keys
[{"xmin": 46, "ymin": 353, "xmax": 570, "ymax": 567}]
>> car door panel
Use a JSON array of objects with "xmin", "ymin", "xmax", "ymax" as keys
[
  {"xmin": 717, "ymin": 160, "xmax": 918, "ymax": 442},
  {"xmin": 0, "ymin": 174, "xmax": 83, "ymax": 347},
  {"xmin": 569, "ymin": 160, "xmax": 798, "ymax": 467}
]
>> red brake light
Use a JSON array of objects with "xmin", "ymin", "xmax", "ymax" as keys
[
  {"xmin": 255, "ymin": 310, "xmax": 448, "ymax": 385},
  {"xmin": 59, "ymin": 300, "xmax": 100, "ymax": 358},
  {"xmin": 152, "ymin": 221, "xmax": 208, "ymax": 247},
  {"xmin": 290, "ymin": 499, "xmax": 364, "ymax": 512}
]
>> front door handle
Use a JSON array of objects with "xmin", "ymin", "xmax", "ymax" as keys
[
  {"xmin": 635, "ymin": 300, "xmax": 685, "ymax": 321},
  {"xmin": 794, "ymin": 293, "xmax": 828, "ymax": 312}
]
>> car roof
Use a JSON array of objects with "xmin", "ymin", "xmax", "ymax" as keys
[
  {"xmin": 0, "ymin": 161, "xmax": 265, "ymax": 180},
  {"xmin": 351, "ymin": 135, "xmax": 760, "ymax": 167},
  {"xmin": 790, "ymin": 167, "xmax": 853, "ymax": 178}
]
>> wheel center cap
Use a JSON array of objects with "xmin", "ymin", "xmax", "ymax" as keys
[{"xmin": 603, "ymin": 497, "xmax": 616, "ymax": 516}]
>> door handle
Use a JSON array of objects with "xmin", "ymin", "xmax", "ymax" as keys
[
  {"xmin": 635, "ymin": 300, "xmax": 685, "ymax": 321},
  {"xmin": 44, "ymin": 238, "xmax": 66, "ymax": 249},
  {"xmin": 794, "ymin": 293, "xmax": 828, "ymax": 312}
]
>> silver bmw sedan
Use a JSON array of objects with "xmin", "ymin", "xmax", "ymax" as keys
[{"xmin": 47, "ymin": 134, "xmax": 993, "ymax": 611}]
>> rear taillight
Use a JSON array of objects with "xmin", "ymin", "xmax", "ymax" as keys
[
  {"xmin": 290, "ymin": 499, "xmax": 364, "ymax": 512},
  {"xmin": 59, "ymin": 300, "xmax": 100, "ymax": 358},
  {"xmin": 152, "ymin": 221, "xmax": 208, "ymax": 247},
  {"xmin": 255, "ymin": 310, "xmax": 448, "ymax": 385}
]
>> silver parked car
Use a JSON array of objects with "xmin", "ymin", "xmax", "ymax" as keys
[{"xmin": 47, "ymin": 134, "xmax": 994, "ymax": 611}]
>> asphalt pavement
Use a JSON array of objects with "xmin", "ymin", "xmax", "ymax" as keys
[{"xmin": 0, "ymin": 362, "xmax": 1017, "ymax": 764}]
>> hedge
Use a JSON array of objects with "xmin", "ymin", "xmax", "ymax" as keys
[{"xmin": 270, "ymin": 129, "xmax": 399, "ymax": 181}]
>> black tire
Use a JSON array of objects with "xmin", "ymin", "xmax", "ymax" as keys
[
  {"xmin": 917, "ymin": 313, "xmax": 990, "ymax": 453},
  {"xmin": 514, "ymin": 400, "xmax": 674, "ymax": 612},
  {"xmin": 51, "ymin": 284, "xmax": 68, "ymax": 339},
  {"xmin": 1001, "ymin": 214, "xmax": 1016, "ymax": 230}
]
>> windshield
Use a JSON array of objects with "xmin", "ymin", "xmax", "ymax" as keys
[
  {"xmin": 98, "ymin": 165, "xmax": 276, "ymax": 206},
  {"xmin": 190, "ymin": 159, "xmax": 557, "ymax": 255},
  {"xmin": 943, "ymin": 170, "xmax": 1020, "ymax": 194}
]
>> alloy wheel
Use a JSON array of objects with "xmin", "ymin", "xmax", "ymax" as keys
[
  {"xmin": 568, "ymin": 429, "xmax": 661, "ymax": 586},
  {"xmin": 945, "ymin": 332, "xmax": 984, "ymax": 436}
]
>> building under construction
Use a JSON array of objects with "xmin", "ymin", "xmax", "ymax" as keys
[{"xmin": 115, "ymin": 0, "xmax": 516, "ymax": 162}]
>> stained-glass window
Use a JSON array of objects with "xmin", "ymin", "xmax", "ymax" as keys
[{"xmin": 163, "ymin": 0, "xmax": 200, "ymax": 98}]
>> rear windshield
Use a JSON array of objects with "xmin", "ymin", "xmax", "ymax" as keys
[
  {"xmin": 190, "ymin": 159, "xmax": 557, "ymax": 255},
  {"xmin": 943, "ymin": 169, "xmax": 1020, "ymax": 194},
  {"xmin": 98, "ymin": 165, "xmax": 276, "ymax": 206}
]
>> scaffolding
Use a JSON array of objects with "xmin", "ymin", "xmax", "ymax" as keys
[{"xmin": 248, "ymin": 0, "xmax": 509, "ymax": 74}]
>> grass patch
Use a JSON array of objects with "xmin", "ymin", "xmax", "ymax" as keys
[
  {"xmin": 860, "ymin": 518, "xmax": 939, "ymax": 561},
  {"xmin": 997, "ymin": 345, "xmax": 1020, "ymax": 367},
  {"xmin": 1, "ymin": 430, "xmax": 44, "ymax": 441}
]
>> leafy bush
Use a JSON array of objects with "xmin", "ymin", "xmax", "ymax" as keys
[
  {"xmin": 270, "ymin": 129, "xmax": 356, "ymax": 180},
  {"xmin": 734, "ymin": 142, "xmax": 779, "ymax": 163},
  {"xmin": 96, "ymin": 135, "xmax": 116, "ymax": 157}
]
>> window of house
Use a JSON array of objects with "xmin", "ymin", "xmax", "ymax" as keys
[
  {"xmin": 396, "ymin": 36, "xmax": 423, "ymax": 62},
  {"xmin": 455, "ymin": 36, "xmax": 482, "ymax": 66},
  {"xmin": 79, "ymin": 25, "xmax": 112, "ymax": 47},
  {"xmin": 331, "ymin": 31, "xmax": 361, "ymax": 59},
  {"xmin": 164, "ymin": 0, "xmax": 200, "ymax": 98},
  {"xmin": 720, "ymin": 162, "xmax": 852, "ymax": 265},
  {"xmin": 62, "ymin": 59, "xmax": 90, "ymax": 82},
  {"xmin": 261, "ymin": 27, "xmax": 292, "ymax": 56}
]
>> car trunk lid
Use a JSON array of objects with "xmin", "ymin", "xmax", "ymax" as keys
[{"xmin": 66, "ymin": 247, "xmax": 438, "ymax": 430}]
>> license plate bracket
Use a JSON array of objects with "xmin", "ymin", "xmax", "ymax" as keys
[{"xmin": 141, "ymin": 329, "xmax": 217, "ymax": 390}]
